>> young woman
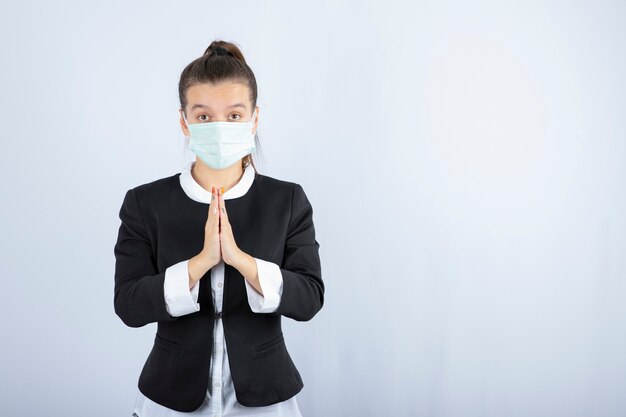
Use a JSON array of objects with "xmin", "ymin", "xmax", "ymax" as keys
[{"xmin": 113, "ymin": 40, "xmax": 324, "ymax": 417}]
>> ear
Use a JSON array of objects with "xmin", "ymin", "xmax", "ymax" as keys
[
  {"xmin": 252, "ymin": 106, "xmax": 260, "ymax": 135},
  {"xmin": 179, "ymin": 109, "xmax": 190, "ymax": 136}
]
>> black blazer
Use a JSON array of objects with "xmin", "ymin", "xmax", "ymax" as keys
[{"xmin": 113, "ymin": 170, "xmax": 324, "ymax": 412}]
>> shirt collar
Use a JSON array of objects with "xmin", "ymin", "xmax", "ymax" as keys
[{"xmin": 179, "ymin": 161, "xmax": 255, "ymax": 204}]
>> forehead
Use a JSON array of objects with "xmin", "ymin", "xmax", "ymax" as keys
[{"xmin": 186, "ymin": 81, "xmax": 250, "ymax": 112}]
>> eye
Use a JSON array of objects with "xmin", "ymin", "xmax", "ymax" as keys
[
  {"xmin": 229, "ymin": 113, "xmax": 242, "ymax": 121},
  {"xmin": 198, "ymin": 114, "xmax": 209, "ymax": 122}
]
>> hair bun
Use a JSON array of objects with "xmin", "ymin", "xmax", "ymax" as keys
[
  {"xmin": 202, "ymin": 40, "xmax": 246, "ymax": 63},
  {"xmin": 211, "ymin": 45, "xmax": 231, "ymax": 56}
]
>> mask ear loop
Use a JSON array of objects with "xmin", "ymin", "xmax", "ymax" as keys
[
  {"xmin": 180, "ymin": 109, "xmax": 194, "ymax": 164},
  {"xmin": 181, "ymin": 110, "xmax": 189, "ymax": 129},
  {"xmin": 250, "ymin": 109, "xmax": 258, "ymax": 134}
]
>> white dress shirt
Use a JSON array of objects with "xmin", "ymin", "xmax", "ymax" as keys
[{"xmin": 132, "ymin": 161, "xmax": 303, "ymax": 417}]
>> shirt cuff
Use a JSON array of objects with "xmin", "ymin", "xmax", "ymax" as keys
[
  {"xmin": 245, "ymin": 258, "xmax": 283, "ymax": 313},
  {"xmin": 163, "ymin": 259, "xmax": 200, "ymax": 317}
]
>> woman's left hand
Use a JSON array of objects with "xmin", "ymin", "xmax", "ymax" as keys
[
  {"xmin": 217, "ymin": 187, "xmax": 243, "ymax": 266},
  {"xmin": 216, "ymin": 187, "xmax": 262, "ymax": 294}
]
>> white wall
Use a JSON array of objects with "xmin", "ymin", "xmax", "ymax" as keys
[{"xmin": 1, "ymin": 1, "xmax": 625, "ymax": 416}]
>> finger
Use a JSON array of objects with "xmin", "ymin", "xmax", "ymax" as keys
[
  {"xmin": 219, "ymin": 187, "xmax": 229, "ymax": 225},
  {"xmin": 207, "ymin": 186, "xmax": 213, "ymax": 222},
  {"xmin": 213, "ymin": 186, "xmax": 220, "ymax": 216},
  {"xmin": 217, "ymin": 187, "xmax": 223, "ymax": 233},
  {"xmin": 208, "ymin": 186, "xmax": 218, "ymax": 233}
]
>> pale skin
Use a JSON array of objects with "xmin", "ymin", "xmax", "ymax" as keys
[{"xmin": 179, "ymin": 81, "xmax": 264, "ymax": 296}]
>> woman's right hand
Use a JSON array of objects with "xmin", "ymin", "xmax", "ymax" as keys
[{"xmin": 188, "ymin": 186, "xmax": 222, "ymax": 288}]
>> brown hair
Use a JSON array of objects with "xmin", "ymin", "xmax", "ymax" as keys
[{"xmin": 179, "ymin": 40, "xmax": 261, "ymax": 173}]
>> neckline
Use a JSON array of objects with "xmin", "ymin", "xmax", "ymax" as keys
[{"xmin": 178, "ymin": 161, "xmax": 255, "ymax": 204}]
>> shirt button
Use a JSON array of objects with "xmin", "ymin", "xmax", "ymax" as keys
[
  {"xmin": 215, "ymin": 382, "xmax": 221, "ymax": 388},
  {"xmin": 218, "ymin": 282, "xmax": 223, "ymax": 288}
]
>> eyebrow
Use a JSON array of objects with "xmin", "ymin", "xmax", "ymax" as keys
[{"xmin": 190, "ymin": 102, "xmax": 247, "ymax": 111}]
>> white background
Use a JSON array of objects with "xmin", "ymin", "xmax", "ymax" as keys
[{"xmin": 1, "ymin": 1, "xmax": 625, "ymax": 416}]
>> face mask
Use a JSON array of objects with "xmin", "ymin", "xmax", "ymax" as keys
[{"xmin": 182, "ymin": 109, "xmax": 257, "ymax": 170}]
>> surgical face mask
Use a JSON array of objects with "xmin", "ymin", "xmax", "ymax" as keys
[{"xmin": 182, "ymin": 109, "xmax": 257, "ymax": 170}]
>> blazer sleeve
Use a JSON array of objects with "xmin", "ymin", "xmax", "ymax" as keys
[
  {"xmin": 272, "ymin": 183, "xmax": 324, "ymax": 321},
  {"xmin": 244, "ymin": 257, "xmax": 283, "ymax": 313},
  {"xmin": 113, "ymin": 188, "xmax": 180, "ymax": 328},
  {"xmin": 163, "ymin": 259, "xmax": 200, "ymax": 317}
]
